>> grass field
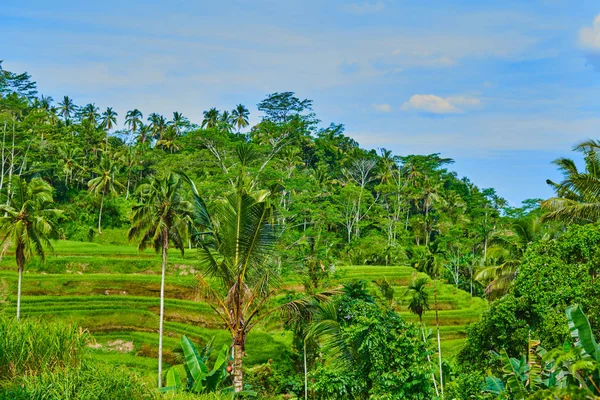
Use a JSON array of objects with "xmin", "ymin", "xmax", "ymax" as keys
[{"xmin": 0, "ymin": 234, "xmax": 487, "ymax": 380}]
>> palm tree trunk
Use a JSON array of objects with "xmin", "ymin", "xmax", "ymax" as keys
[
  {"xmin": 304, "ymin": 338, "xmax": 308, "ymax": 400},
  {"xmin": 16, "ymin": 258, "xmax": 23, "ymax": 321},
  {"xmin": 434, "ymin": 272, "xmax": 443, "ymax": 398},
  {"xmin": 158, "ymin": 231, "xmax": 168, "ymax": 388},
  {"xmin": 98, "ymin": 190, "xmax": 105, "ymax": 234},
  {"xmin": 233, "ymin": 342, "xmax": 244, "ymax": 392},
  {"xmin": 421, "ymin": 323, "xmax": 439, "ymax": 396}
]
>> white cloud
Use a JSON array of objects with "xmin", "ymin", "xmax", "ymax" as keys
[
  {"xmin": 400, "ymin": 94, "xmax": 481, "ymax": 114},
  {"xmin": 372, "ymin": 103, "xmax": 392, "ymax": 112},
  {"xmin": 579, "ymin": 14, "xmax": 600, "ymax": 50},
  {"xmin": 346, "ymin": 1, "xmax": 385, "ymax": 15}
]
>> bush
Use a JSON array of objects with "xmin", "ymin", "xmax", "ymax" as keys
[{"xmin": 0, "ymin": 317, "xmax": 88, "ymax": 380}]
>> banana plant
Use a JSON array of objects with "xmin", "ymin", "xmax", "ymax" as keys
[
  {"xmin": 483, "ymin": 305, "xmax": 600, "ymax": 398},
  {"xmin": 161, "ymin": 335, "xmax": 230, "ymax": 394}
]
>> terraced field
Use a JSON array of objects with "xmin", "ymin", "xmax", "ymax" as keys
[{"xmin": 0, "ymin": 232, "xmax": 487, "ymax": 380}]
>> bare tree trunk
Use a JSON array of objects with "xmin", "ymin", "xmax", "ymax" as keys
[
  {"xmin": 434, "ymin": 272, "xmax": 444, "ymax": 398},
  {"xmin": 0, "ymin": 121, "xmax": 6, "ymax": 192},
  {"xmin": 16, "ymin": 260, "xmax": 23, "ymax": 321},
  {"xmin": 98, "ymin": 190, "xmax": 105, "ymax": 234},
  {"xmin": 233, "ymin": 343, "xmax": 244, "ymax": 392},
  {"xmin": 304, "ymin": 339, "xmax": 308, "ymax": 400},
  {"xmin": 157, "ymin": 231, "xmax": 168, "ymax": 388},
  {"xmin": 421, "ymin": 325, "xmax": 439, "ymax": 396}
]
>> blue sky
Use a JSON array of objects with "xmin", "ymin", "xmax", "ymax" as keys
[{"xmin": 2, "ymin": 0, "xmax": 600, "ymax": 206}]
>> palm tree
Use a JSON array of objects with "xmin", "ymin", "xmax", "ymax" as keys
[
  {"xmin": 58, "ymin": 96, "xmax": 77, "ymax": 124},
  {"xmin": 80, "ymin": 103, "xmax": 100, "ymax": 125},
  {"xmin": 231, "ymin": 104, "xmax": 249, "ymax": 133},
  {"xmin": 0, "ymin": 178, "xmax": 61, "ymax": 320},
  {"xmin": 88, "ymin": 156, "xmax": 124, "ymax": 234},
  {"xmin": 125, "ymin": 109, "xmax": 144, "ymax": 136},
  {"xmin": 405, "ymin": 276, "xmax": 430, "ymax": 323},
  {"xmin": 100, "ymin": 107, "xmax": 118, "ymax": 148},
  {"xmin": 219, "ymin": 110, "xmax": 233, "ymax": 133},
  {"xmin": 201, "ymin": 108, "xmax": 219, "ymax": 129},
  {"xmin": 541, "ymin": 140, "xmax": 600, "ymax": 223},
  {"xmin": 169, "ymin": 111, "xmax": 189, "ymax": 136},
  {"xmin": 148, "ymin": 113, "xmax": 167, "ymax": 141},
  {"xmin": 180, "ymin": 145, "xmax": 313, "ymax": 392},
  {"xmin": 128, "ymin": 173, "xmax": 192, "ymax": 388}
]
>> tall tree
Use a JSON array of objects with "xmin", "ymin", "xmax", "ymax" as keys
[
  {"xmin": 0, "ymin": 177, "xmax": 61, "ymax": 320},
  {"xmin": 88, "ymin": 155, "xmax": 124, "ymax": 234},
  {"xmin": 201, "ymin": 108, "xmax": 220, "ymax": 129},
  {"xmin": 57, "ymin": 96, "xmax": 77, "ymax": 124},
  {"xmin": 231, "ymin": 104, "xmax": 249, "ymax": 133},
  {"xmin": 169, "ymin": 111, "xmax": 189, "ymax": 136},
  {"xmin": 80, "ymin": 103, "xmax": 100, "ymax": 125},
  {"xmin": 148, "ymin": 113, "xmax": 167, "ymax": 141},
  {"xmin": 125, "ymin": 109, "xmax": 144, "ymax": 136},
  {"xmin": 542, "ymin": 140, "xmax": 600, "ymax": 223},
  {"xmin": 128, "ymin": 173, "xmax": 192, "ymax": 388},
  {"xmin": 100, "ymin": 107, "xmax": 118, "ymax": 147}
]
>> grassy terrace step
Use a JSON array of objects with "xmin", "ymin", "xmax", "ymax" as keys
[{"xmin": 0, "ymin": 241, "xmax": 487, "ymax": 369}]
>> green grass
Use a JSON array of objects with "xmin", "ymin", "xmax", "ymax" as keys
[{"xmin": 0, "ymin": 239, "xmax": 486, "ymax": 374}]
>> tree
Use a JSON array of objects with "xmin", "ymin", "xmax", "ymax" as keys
[
  {"xmin": 100, "ymin": 107, "xmax": 118, "ymax": 147},
  {"xmin": 181, "ymin": 145, "xmax": 310, "ymax": 392},
  {"xmin": 0, "ymin": 177, "xmax": 61, "ymax": 320},
  {"xmin": 257, "ymin": 92, "xmax": 313, "ymax": 123},
  {"xmin": 405, "ymin": 276, "xmax": 430, "ymax": 323},
  {"xmin": 231, "ymin": 104, "xmax": 249, "ymax": 133},
  {"xmin": 148, "ymin": 113, "xmax": 167, "ymax": 141},
  {"xmin": 80, "ymin": 103, "xmax": 100, "ymax": 125},
  {"xmin": 57, "ymin": 96, "xmax": 77, "ymax": 124},
  {"xmin": 128, "ymin": 173, "xmax": 192, "ymax": 388},
  {"xmin": 88, "ymin": 155, "xmax": 124, "ymax": 234},
  {"xmin": 125, "ymin": 109, "xmax": 144, "ymax": 136},
  {"xmin": 169, "ymin": 111, "xmax": 189, "ymax": 136},
  {"xmin": 542, "ymin": 140, "xmax": 600, "ymax": 223},
  {"xmin": 201, "ymin": 108, "xmax": 220, "ymax": 129}
]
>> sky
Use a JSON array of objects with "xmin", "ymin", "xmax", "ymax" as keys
[{"xmin": 1, "ymin": 0, "xmax": 600, "ymax": 206}]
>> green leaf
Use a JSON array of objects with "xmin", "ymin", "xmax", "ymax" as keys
[
  {"xmin": 181, "ymin": 335, "xmax": 208, "ymax": 392},
  {"xmin": 566, "ymin": 305, "xmax": 600, "ymax": 360},
  {"xmin": 165, "ymin": 368, "xmax": 182, "ymax": 389}
]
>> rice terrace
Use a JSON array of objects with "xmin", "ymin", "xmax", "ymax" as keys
[{"xmin": 2, "ymin": 1, "xmax": 600, "ymax": 399}]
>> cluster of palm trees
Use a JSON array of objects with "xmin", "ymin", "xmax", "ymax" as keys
[{"xmin": 201, "ymin": 104, "xmax": 249, "ymax": 133}]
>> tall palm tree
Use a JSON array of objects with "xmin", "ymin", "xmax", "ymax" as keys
[
  {"xmin": 0, "ymin": 178, "xmax": 61, "ymax": 320},
  {"xmin": 541, "ymin": 140, "xmax": 600, "ymax": 223},
  {"xmin": 169, "ymin": 111, "xmax": 189, "ymax": 136},
  {"xmin": 128, "ymin": 173, "xmax": 192, "ymax": 388},
  {"xmin": 148, "ymin": 113, "xmax": 167, "ymax": 141},
  {"xmin": 58, "ymin": 96, "xmax": 77, "ymax": 124},
  {"xmin": 201, "ymin": 108, "xmax": 219, "ymax": 129},
  {"xmin": 181, "ymin": 145, "xmax": 312, "ymax": 392},
  {"xmin": 219, "ymin": 110, "xmax": 233, "ymax": 133},
  {"xmin": 125, "ymin": 109, "xmax": 144, "ymax": 136},
  {"xmin": 100, "ymin": 107, "xmax": 118, "ymax": 148},
  {"xmin": 231, "ymin": 104, "xmax": 249, "ymax": 133},
  {"xmin": 88, "ymin": 156, "xmax": 124, "ymax": 234},
  {"xmin": 80, "ymin": 103, "xmax": 100, "ymax": 125}
]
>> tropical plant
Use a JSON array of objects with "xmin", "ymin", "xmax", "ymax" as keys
[
  {"xmin": 125, "ymin": 109, "xmax": 144, "ymax": 136},
  {"xmin": 0, "ymin": 177, "xmax": 61, "ymax": 320},
  {"xmin": 231, "ymin": 104, "xmax": 249, "ymax": 133},
  {"xmin": 57, "ymin": 95, "xmax": 77, "ymax": 123},
  {"xmin": 202, "ymin": 108, "xmax": 220, "ymax": 129},
  {"xmin": 88, "ymin": 155, "xmax": 124, "ymax": 234},
  {"xmin": 542, "ymin": 140, "xmax": 600, "ymax": 223},
  {"xmin": 128, "ymin": 173, "xmax": 193, "ymax": 388},
  {"xmin": 405, "ymin": 276, "xmax": 430, "ymax": 323}
]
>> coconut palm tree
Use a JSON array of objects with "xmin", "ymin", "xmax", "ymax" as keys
[
  {"xmin": 58, "ymin": 95, "xmax": 77, "ymax": 124},
  {"xmin": 0, "ymin": 177, "xmax": 61, "ymax": 320},
  {"xmin": 169, "ymin": 111, "xmax": 189, "ymax": 136},
  {"xmin": 125, "ymin": 109, "xmax": 144, "ymax": 136},
  {"xmin": 148, "ymin": 113, "xmax": 167, "ymax": 141},
  {"xmin": 219, "ymin": 110, "xmax": 233, "ymax": 133},
  {"xmin": 100, "ymin": 107, "xmax": 118, "ymax": 147},
  {"xmin": 542, "ymin": 140, "xmax": 600, "ymax": 223},
  {"xmin": 201, "ymin": 108, "xmax": 219, "ymax": 129},
  {"xmin": 180, "ymin": 145, "xmax": 318, "ymax": 392},
  {"xmin": 231, "ymin": 104, "xmax": 249, "ymax": 133},
  {"xmin": 80, "ymin": 103, "xmax": 100, "ymax": 125},
  {"xmin": 128, "ymin": 173, "xmax": 193, "ymax": 388},
  {"xmin": 88, "ymin": 155, "xmax": 124, "ymax": 234}
]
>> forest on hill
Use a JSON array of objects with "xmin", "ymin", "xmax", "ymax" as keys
[{"xmin": 2, "ymin": 61, "xmax": 600, "ymax": 399}]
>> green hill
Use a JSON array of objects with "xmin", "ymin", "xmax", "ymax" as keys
[{"xmin": 0, "ymin": 235, "xmax": 487, "ymax": 380}]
